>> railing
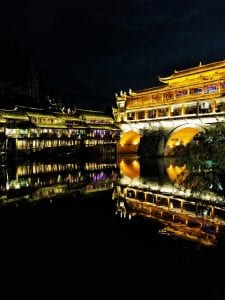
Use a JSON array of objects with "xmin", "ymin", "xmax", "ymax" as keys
[{"xmin": 123, "ymin": 109, "xmax": 225, "ymax": 123}]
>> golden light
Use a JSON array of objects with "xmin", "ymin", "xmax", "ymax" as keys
[
  {"xmin": 118, "ymin": 131, "xmax": 141, "ymax": 154},
  {"xmin": 166, "ymin": 164, "xmax": 187, "ymax": 182},
  {"xmin": 165, "ymin": 126, "xmax": 204, "ymax": 155},
  {"xmin": 119, "ymin": 157, "xmax": 140, "ymax": 178},
  {"xmin": 119, "ymin": 131, "xmax": 140, "ymax": 146}
]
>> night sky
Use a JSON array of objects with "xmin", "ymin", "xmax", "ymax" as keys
[{"xmin": 2, "ymin": 0, "xmax": 225, "ymax": 109}]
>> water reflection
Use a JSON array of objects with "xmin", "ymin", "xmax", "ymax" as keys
[
  {"xmin": 0, "ymin": 159, "xmax": 118, "ymax": 206},
  {"xmin": 114, "ymin": 156, "xmax": 225, "ymax": 246}
]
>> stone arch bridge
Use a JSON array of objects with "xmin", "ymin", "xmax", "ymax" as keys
[{"xmin": 117, "ymin": 114, "xmax": 225, "ymax": 156}]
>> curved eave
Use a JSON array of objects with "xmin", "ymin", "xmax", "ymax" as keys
[
  {"xmin": 175, "ymin": 60, "xmax": 225, "ymax": 76},
  {"xmin": 158, "ymin": 75, "xmax": 173, "ymax": 84},
  {"xmin": 160, "ymin": 60, "xmax": 225, "ymax": 81},
  {"xmin": 1, "ymin": 115, "xmax": 29, "ymax": 121}
]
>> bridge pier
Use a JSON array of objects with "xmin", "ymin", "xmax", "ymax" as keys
[
  {"xmin": 138, "ymin": 132, "xmax": 166, "ymax": 157},
  {"xmin": 157, "ymin": 135, "xmax": 165, "ymax": 156}
]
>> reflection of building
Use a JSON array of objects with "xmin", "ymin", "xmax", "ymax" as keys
[
  {"xmin": 114, "ymin": 156, "xmax": 225, "ymax": 246},
  {"xmin": 0, "ymin": 106, "xmax": 120, "ymax": 158},
  {"xmin": 114, "ymin": 185, "xmax": 225, "ymax": 246},
  {"xmin": 0, "ymin": 160, "xmax": 118, "ymax": 206}
]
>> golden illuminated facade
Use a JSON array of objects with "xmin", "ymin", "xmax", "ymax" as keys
[
  {"xmin": 0, "ymin": 106, "xmax": 120, "ymax": 158},
  {"xmin": 114, "ymin": 60, "xmax": 225, "ymax": 123}
]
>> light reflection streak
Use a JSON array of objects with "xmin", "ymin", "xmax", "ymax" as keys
[{"xmin": 0, "ymin": 160, "xmax": 119, "ymax": 205}]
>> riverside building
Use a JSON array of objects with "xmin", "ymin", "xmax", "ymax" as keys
[{"xmin": 0, "ymin": 106, "xmax": 120, "ymax": 159}]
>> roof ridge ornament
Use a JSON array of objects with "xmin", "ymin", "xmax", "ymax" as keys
[{"xmin": 199, "ymin": 61, "xmax": 202, "ymax": 67}]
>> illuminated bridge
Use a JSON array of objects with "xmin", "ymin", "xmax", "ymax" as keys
[{"xmin": 113, "ymin": 60, "xmax": 225, "ymax": 156}]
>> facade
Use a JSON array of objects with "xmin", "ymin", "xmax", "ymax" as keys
[
  {"xmin": 114, "ymin": 60, "xmax": 225, "ymax": 123},
  {"xmin": 0, "ymin": 106, "xmax": 120, "ymax": 159}
]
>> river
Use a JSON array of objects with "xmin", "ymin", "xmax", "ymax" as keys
[{"xmin": 0, "ymin": 155, "xmax": 225, "ymax": 298}]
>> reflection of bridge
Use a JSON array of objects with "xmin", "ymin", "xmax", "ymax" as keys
[
  {"xmin": 114, "ymin": 60, "xmax": 225, "ymax": 155},
  {"xmin": 118, "ymin": 156, "xmax": 225, "ymax": 203},
  {"xmin": 114, "ymin": 185, "xmax": 225, "ymax": 246},
  {"xmin": 114, "ymin": 156, "xmax": 225, "ymax": 246}
]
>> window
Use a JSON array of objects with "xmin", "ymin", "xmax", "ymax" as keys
[
  {"xmin": 171, "ymin": 106, "xmax": 182, "ymax": 116},
  {"xmin": 147, "ymin": 109, "xmax": 156, "ymax": 118},
  {"xmin": 137, "ymin": 111, "xmax": 145, "ymax": 120},
  {"xmin": 199, "ymin": 101, "xmax": 211, "ymax": 113},
  {"xmin": 175, "ymin": 89, "xmax": 187, "ymax": 98},
  {"xmin": 118, "ymin": 102, "xmax": 125, "ymax": 112},
  {"xmin": 190, "ymin": 87, "xmax": 202, "ymax": 94},
  {"xmin": 137, "ymin": 192, "xmax": 145, "ymax": 201},
  {"xmin": 204, "ymin": 84, "xmax": 218, "ymax": 94},
  {"xmin": 146, "ymin": 193, "xmax": 156, "ymax": 203},
  {"xmin": 127, "ymin": 112, "xmax": 135, "ymax": 120},
  {"xmin": 127, "ymin": 189, "xmax": 135, "ymax": 198},
  {"xmin": 152, "ymin": 93, "xmax": 161, "ymax": 101},
  {"xmin": 163, "ymin": 92, "xmax": 174, "ymax": 100},
  {"xmin": 185, "ymin": 104, "xmax": 197, "ymax": 114},
  {"xmin": 157, "ymin": 196, "xmax": 168, "ymax": 207},
  {"xmin": 158, "ymin": 107, "xmax": 169, "ymax": 117}
]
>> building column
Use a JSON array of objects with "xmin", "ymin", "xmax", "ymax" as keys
[
  {"xmin": 218, "ymin": 82, "xmax": 221, "ymax": 93},
  {"xmin": 144, "ymin": 192, "xmax": 147, "ymax": 202},
  {"xmin": 168, "ymin": 106, "xmax": 171, "ymax": 118},
  {"xmin": 211, "ymin": 100, "xmax": 216, "ymax": 113},
  {"xmin": 181, "ymin": 105, "xmax": 185, "ymax": 116},
  {"xmin": 180, "ymin": 200, "xmax": 183, "ymax": 212},
  {"xmin": 135, "ymin": 111, "xmax": 138, "ymax": 121},
  {"xmin": 167, "ymin": 197, "xmax": 170, "ymax": 208},
  {"xmin": 210, "ymin": 206, "xmax": 215, "ymax": 219},
  {"xmin": 144, "ymin": 110, "xmax": 148, "ymax": 120}
]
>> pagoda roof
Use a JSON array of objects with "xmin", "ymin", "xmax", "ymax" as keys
[
  {"xmin": 0, "ymin": 108, "xmax": 29, "ymax": 121},
  {"xmin": 15, "ymin": 106, "xmax": 57, "ymax": 118},
  {"xmin": 82, "ymin": 114, "xmax": 113, "ymax": 121},
  {"xmin": 55, "ymin": 113, "xmax": 81, "ymax": 122},
  {"xmin": 159, "ymin": 60, "xmax": 225, "ymax": 83}
]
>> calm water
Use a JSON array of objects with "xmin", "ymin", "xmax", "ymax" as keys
[{"xmin": 1, "ymin": 155, "xmax": 225, "ymax": 298}]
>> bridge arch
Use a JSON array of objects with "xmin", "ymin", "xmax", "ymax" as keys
[
  {"xmin": 118, "ymin": 130, "xmax": 141, "ymax": 154},
  {"xmin": 164, "ymin": 124, "xmax": 206, "ymax": 156}
]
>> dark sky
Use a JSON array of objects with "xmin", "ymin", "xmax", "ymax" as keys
[{"xmin": 1, "ymin": 0, "xmax": 225, "ymax": 109}]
